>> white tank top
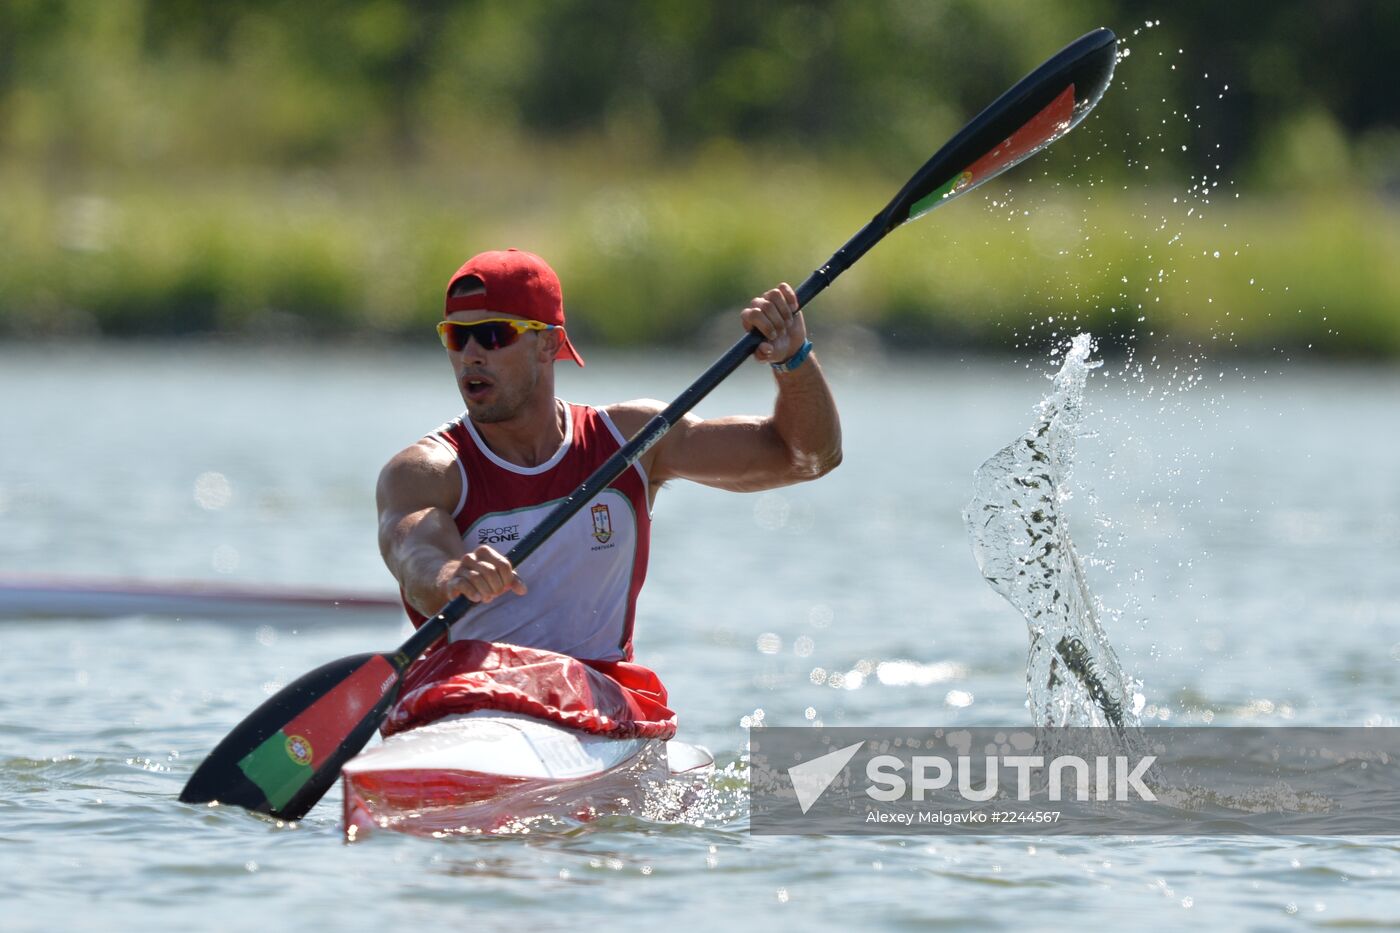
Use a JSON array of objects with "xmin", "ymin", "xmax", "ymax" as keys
[{"xmin": 400, "ymin": 403, "xmax": 652, "ymax": 662}]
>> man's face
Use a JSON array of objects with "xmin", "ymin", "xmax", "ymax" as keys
[{"xmin": 443, "ymin": 309, "xmax": 554, "ymax": 423}]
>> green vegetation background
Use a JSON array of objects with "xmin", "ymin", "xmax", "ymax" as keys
[{"xmin": 2, "ymin": 0, "xmax": 1397, "ymax": 355}]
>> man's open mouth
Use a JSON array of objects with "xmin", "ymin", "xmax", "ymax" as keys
[{"xmin": 462, "ymin": 374, "xmax": 494, "ymax": 400}]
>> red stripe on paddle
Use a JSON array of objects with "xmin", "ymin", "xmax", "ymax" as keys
[{"xmin": 967, "ymin": 85, "xmax": 1076, "ymax": 184}]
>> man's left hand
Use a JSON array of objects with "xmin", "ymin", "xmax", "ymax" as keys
[{"xmin": 741, "ymin": 283, "xmax": 807, "ymax": 365}]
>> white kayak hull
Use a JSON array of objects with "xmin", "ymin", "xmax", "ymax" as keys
[{"xmin": 341, "ymin": 710, "xmax": 713, "ymax": 838}]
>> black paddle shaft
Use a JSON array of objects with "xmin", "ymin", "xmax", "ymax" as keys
[{"xmin": 401, "ymin": 25, "xmax": 1120, "ymax": 660}]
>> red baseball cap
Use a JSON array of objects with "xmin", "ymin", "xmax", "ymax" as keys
[{"xmin": 444, "ymin": 248, "xmax": 584, "ymax": 367}]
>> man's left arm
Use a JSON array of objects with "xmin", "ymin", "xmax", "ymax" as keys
[{"xmin": 611, "ymin": 283, "xmax": 842, "ymax": 494}]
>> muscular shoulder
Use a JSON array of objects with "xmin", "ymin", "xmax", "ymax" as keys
[
  {"xmin": 376, "ymin": 438, "xmax": 463, "ymax": 515},
  {"xmin": 604, "ymin": 399, "xmax": 677, "ymax": 438},
  {"xmin": 603, "ymin": 399, "xmax": 703, "ymax": 445},
  {"xmin": 602, "ymin": 399, "xmax": 703, "ymax": 486}
]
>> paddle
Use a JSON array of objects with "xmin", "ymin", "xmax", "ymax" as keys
[{"xmin": 180, "ymin": 27, "xmax": 1118, "ymax": 821}]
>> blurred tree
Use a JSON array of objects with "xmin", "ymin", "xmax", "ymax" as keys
[{"xmin": 0, "ymin": 0, "xmax": 1395, "ymax": 182}]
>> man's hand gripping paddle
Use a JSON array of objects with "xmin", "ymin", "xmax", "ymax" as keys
[{"xmin": 180, "ymin": 27, "xmax": 1118, "ymax": 821}]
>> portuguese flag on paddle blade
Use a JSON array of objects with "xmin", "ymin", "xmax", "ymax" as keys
[
  {"xmin": 180, "ymin": 651, "xmax": 404, "ymax": 817},
  {"xmin": 236, "ymin": 655, "xmax": 398, "ymax": 811}
]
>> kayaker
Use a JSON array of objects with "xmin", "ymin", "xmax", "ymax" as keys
[
  {"xmin": 369, "ymin": 247, "xmax": 838, "ymax": 740},
  {"xmin": 377, "ymin": 247, "xmax": 842, "ymax": 663}
]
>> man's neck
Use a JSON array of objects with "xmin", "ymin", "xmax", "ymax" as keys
[{"xmin": 470, "ymin": 397, "xmax": 567, "ymax": 468}]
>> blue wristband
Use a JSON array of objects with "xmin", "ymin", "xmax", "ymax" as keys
[{"xmin": 771, "ymin": 339, "xmax": 813, "ymax": 373}]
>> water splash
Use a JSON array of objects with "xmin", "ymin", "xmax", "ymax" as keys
[{"xmin": 963, "ymin": 333, "xmax": 1141, "ymax": 735}]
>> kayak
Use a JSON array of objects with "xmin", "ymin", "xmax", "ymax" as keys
[
  {"xmin": 341, "ymin": 709, "xmax": 713, "ymax": 838},
  {"xmin": 0, "ymin": 574, "xmax": 400, "ymax": 623}
]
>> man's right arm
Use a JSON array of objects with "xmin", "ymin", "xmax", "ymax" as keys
[{"xmin": 376, "ymin": 440, "xmax": 526, "ymax": 617}]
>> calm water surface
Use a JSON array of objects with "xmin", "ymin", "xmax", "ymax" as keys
[{"xmin": 2, "ymin": 343, "xmax": 1398, "ymax": 931}]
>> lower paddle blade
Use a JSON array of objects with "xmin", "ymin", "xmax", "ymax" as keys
[{"xmin": 179, "ymin": 652, "xmax": 403, "ymax": 820}]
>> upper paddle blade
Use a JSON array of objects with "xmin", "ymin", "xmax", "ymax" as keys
[
  {"xmin": 179, "ymin": 651, "xmax": 404, "ymax": 820},
  {"xmin": 885, "ymin": 27, "xmax": 1117, "ymax": 229}
]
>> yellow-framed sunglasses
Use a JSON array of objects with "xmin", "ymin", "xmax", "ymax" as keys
[{"xmin": 436, "ymin": 318, "xmax": 557, "ymax": 352}]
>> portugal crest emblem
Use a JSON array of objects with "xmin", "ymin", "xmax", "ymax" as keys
[
  {"xmin": 590, "ymin": 503, "xmax": 613, "ymax": 544},
  {"xmin": 285, "ymin": 734, "xmax": 313, "ymax": 767}
]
